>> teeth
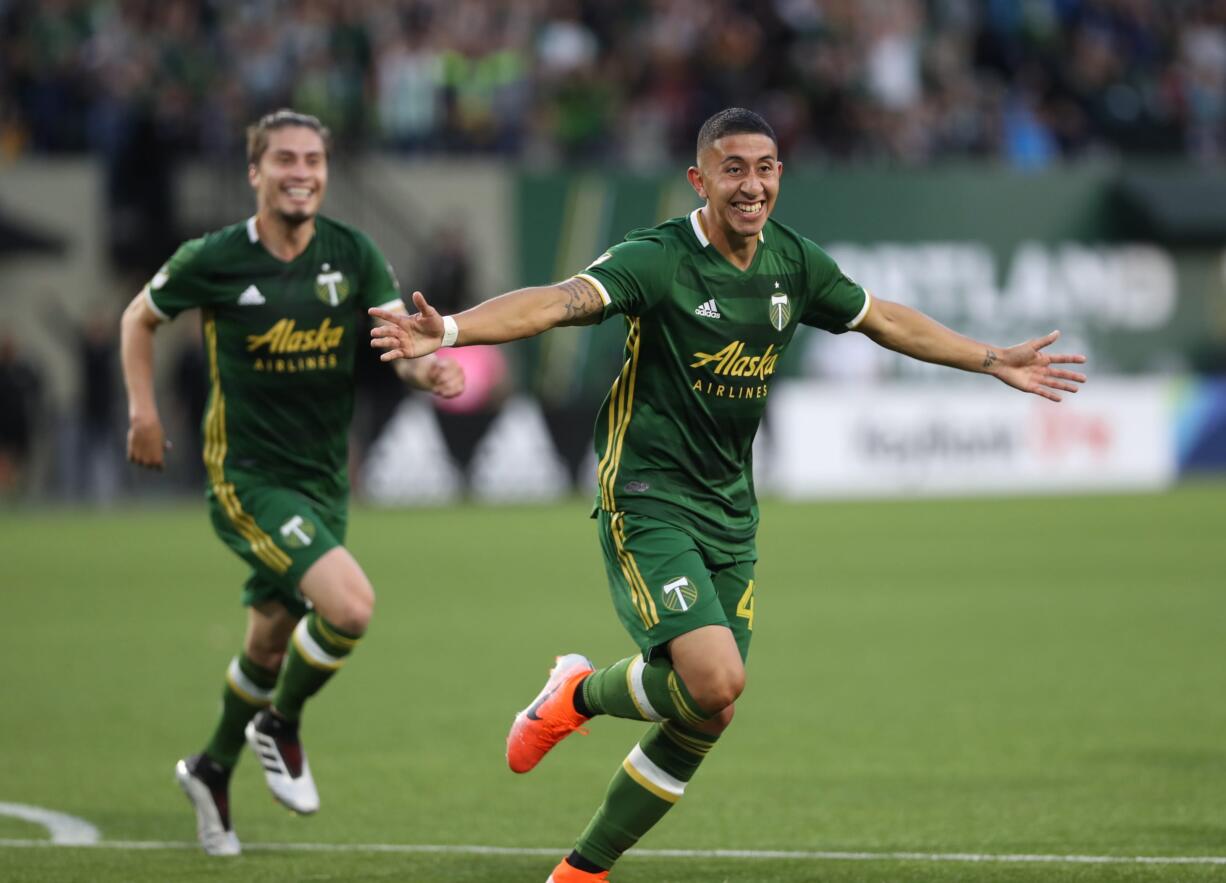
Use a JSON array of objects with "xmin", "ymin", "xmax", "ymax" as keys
[
  {"xmin": 287, "ymin": 188, "xmax": 311, "ymax": 198},
  {"xmin": 735, "ymin": 203, "xmax": 763, "ymax": 215}
]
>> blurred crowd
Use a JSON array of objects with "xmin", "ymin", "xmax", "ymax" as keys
[{"xmin": 1, "ymin": 0, "xmax": 1224, "ymax": 167}]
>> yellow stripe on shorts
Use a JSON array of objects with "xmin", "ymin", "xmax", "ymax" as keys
[{"xmin": 611, "ymin": 512, "xmax": 658, "ymax": 628}]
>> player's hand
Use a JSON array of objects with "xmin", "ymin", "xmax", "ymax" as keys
[
  {"xmin": 427, "ymin": 355, "xmax": 465, "ymax": 399},
  {"xmin": 127, "ymin": 415, "xmax": 170, "ymax": 470},
  {"xmin": 370, "ymin": 291, "xmax": 444, "ymax": 361},
  {"xmin": 988, "ymin": 330, "xmax": 1087, "ymax": 402}
]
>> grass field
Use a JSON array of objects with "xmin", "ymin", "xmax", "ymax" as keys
[{"xmin": 2, "ymin": 484, "xmax": 1224, "ymax": 882}]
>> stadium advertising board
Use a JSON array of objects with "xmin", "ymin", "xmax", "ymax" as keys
[{"xmin": 766, "ymin": 378, "xmax": 1177, "ymax": 498}]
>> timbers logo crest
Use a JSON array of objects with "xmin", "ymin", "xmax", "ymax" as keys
[
  {"xmin": 316, "ymin": 263, "xmax": 351, "ymax": 306},
  {"xmin": 769, "ymin": 292, "xmax": 791, "ymax": 331},
  {"xmin": 661, "ymin": 576, "xmax": 699, "ymax": 612}
]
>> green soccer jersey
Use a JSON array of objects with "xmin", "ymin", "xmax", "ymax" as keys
[
  {"xmin": 579, "ymin": 209, "xmax": 870, "ymax": 555},
  {"xmin": 146, "ymin": 215, "xmax": 402, "ymax": 502}
]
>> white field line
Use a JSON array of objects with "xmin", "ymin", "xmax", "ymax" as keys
[
  {"xmin": 0, "ymin": 839, "xmax": 1225, "ymax": 865},
  {"xmin": 0, "ymin": 804, "xmax": 99, "ymax": 845}
]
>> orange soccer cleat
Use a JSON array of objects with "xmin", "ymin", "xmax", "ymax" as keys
[
  {"xmin": 546, "ymin": 857, "xmax": 610, "ymax": 882},
  {"xmin": 506, "ymin": 653, "xmax": 595, "ymax": 774}
]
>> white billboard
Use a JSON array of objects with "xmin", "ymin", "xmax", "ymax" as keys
[{"xmin": 766, "ymin": 378, "xmax": 1176, "ymax": 498}]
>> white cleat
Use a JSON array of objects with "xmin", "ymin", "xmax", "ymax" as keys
[
  {"xmin": 244, "ymin": 709, "xmax": 320, "ymax": 814},
  {"xmin": 174, "ymin": 755, "xmax": 240, "ymax": 856}
]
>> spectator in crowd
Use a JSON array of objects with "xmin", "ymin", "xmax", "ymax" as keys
[{"xmin": 1, "ymin": 0, "xmax": 1221, "ymax": 167}]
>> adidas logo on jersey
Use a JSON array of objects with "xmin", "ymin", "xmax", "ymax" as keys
[
  {"xmin": 694, "ymin": 299, "xmax": 721, "ymax": 319},
  {"xmin": 238, "ymin": 285, "xmax": 266, "ymax": 306}
]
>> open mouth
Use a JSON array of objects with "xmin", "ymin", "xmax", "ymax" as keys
[
  {"xmin": 285, "ymin": 187, "xmax": 315, "ymax": 200},
  {"xmin": 733, "ymin": 201, "xmax": 764, "ymax": 217}
]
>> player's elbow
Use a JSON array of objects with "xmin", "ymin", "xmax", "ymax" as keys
[
  {"xmin": 122, "ymin": 291, "xmax": 162, "ymax": 334},
  {"xmin": 860, "ymin": 306, "xmax": 906, "ymax": 352}
]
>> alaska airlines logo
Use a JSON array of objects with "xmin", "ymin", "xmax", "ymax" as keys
[
  {"xmin": 246, "ymin": 317, "xmax": 345, "ymax": 354},
  {"xmin": 690, "ymin": 341, "xmax": 780, "ymax": 380}
]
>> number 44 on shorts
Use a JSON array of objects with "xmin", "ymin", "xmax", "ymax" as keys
[{"xmin": 737, "ymin": 580, "xmax": 755, "ymax": 631}]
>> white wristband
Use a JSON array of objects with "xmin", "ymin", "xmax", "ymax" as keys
[{"xmin": 440, "ymin": 315, "xmax": 459, "ymax": 348}]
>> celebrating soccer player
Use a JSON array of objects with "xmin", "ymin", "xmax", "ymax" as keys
[
  {"xmin": 370, "ymin": 107, "xmax": 1087, "ymax": 882},
  {"xmin": 121, "ymin": 109, "xmax": 463, "ymax": 856}
]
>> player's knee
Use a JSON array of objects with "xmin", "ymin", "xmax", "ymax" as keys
[
  {"xmin": 328, "ymin": 582, "xmax": 375, "ymax": 635},
  {"xmin": 688, "ymin": 665, "xmax": 746, "ymax": 714}
]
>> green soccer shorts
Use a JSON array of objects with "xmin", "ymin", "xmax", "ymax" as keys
[
  {"xmin": 596, "ymin": 510, "xmax": 757, "ymax": 662},
  {"xmin": 207, "ymin": 479, "xmax": 347, "ymax": 618}
]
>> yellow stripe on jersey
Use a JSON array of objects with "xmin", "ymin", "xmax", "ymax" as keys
[
  {"xmin": 203, "ymin": 314, "xmax": 292, "ymax": 576},
  {"xmin": 597, "ymin": 330, "xmax": 630, "ymax": 510},
  {"xmin": 598, "ymin": 318, "xmax": 641, "ymax": 511}
]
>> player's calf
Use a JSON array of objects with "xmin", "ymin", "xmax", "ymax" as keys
[{"xmin": 577, "ymin": 654, "xmax": 713, "ymax": 727}]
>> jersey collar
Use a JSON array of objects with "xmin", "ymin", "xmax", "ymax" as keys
[
  {"xmin": 246, "ymin": 216, "xmax": 259, "ymax": 244},
  {"xmin": 688, "ymin": 208, "xmax": 765, "ymax": 249}
]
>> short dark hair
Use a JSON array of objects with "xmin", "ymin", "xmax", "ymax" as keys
[
  {"xmin": 246, "ymin": 109, "xmax": 331, "ymax": 166},
  {"xmin": 696, "ymin": 108, "xmax": 777, "ymax": 156}
]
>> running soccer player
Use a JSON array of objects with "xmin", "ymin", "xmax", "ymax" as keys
[
  {"xmin": 370, "ymin": 107, "xmax": 1087, "ymax": 882},
  {"xmin": 121, "ymin": 109, "xmax": 463, "ymax": 857}
]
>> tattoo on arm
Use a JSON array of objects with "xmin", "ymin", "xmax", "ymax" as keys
[
  {"xmin": 982, "ymin": 349, "xmax": 998, "ymax": 370},
  {"xmin": 557, "ymin": 277, "xmax": 605, "ymax": 326}
]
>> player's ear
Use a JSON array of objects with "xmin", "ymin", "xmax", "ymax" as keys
[
  {"xmin": 687, "ymin": 166, "xmax": 706, "ymax": 200},
  {"xmin": 247, "ymin": 163, "xmax": 260, "ymax": 191}
]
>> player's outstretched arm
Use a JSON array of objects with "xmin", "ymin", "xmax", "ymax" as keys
[
  {"xmin": 370, "ymin": 302, "xmax": 466, "ymax": 398},
  {"xmin": 856, "ymin": 297, "xmax": 1087, "ymax": 402},
  {"xmin": 120, "ymin": 289, "xmax": 170, "ymax": 469},
  {"xmin": 369, "ymin": 277, "xmax": 604, "ymax": 362}
]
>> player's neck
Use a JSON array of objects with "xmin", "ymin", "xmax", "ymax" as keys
[
  {"xmin": 253, "ymin": 211, "xmax": 317, "ymax": 262},
  {"xmin": 698, "ymin": 207, "xmax": 758, "ymax": 271}
]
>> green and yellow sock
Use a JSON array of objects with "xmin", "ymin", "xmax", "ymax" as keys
[
  {"xmin": 203, "ymin": 653, "xmax": 278, "ymax": 768},
  {"xmin": 573, "ymin": 720, "xmax": 720, "ymax": 869},
  {"xmin": 579, "ymin": 655, "xmax": 710, "ymax": 727},
  {"xmin": 272, "ymin": 613, "xmax": 362, "ymax": 722}
]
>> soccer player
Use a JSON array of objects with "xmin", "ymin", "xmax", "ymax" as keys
[
  {"xmin": 370, "ymin": 107, "xmax": 1087, "ymax": 882},
  {"xmin": 120, "ymin": 109, "xmax": 463, "ymax": 856}
]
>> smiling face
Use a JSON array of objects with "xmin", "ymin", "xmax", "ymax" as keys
[
  {"xmin": 687, "ymin": 131, "xmax": 781, "ymax": 248},
  {"xmin": 248, "ymin": 125, "xmax": 328, "ymax": 226}
]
